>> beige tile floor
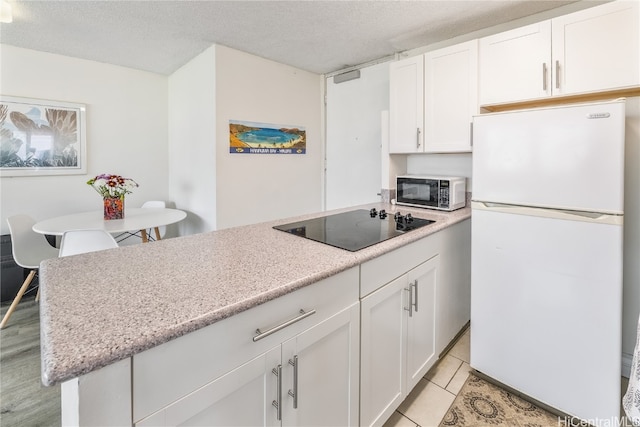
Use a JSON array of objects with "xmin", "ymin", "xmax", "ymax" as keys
[
  {"xmin": 383, "ymin": 328, "xmax": 633, "ymax": 427},
  {"xmin": 383, "ymin": 328, "xmax": 471, "ymax": 427}
]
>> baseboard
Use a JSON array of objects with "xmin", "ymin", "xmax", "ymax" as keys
[
  {"xmin": 622, "ymin": 352, "xmax": 633, "ymax": 378},
  {"xmin": 438, "ymin": 320, "xmax": 470, "ymax": 359}
]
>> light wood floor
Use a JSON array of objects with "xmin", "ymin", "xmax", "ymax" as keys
[{"xmin": 0, "ymin": 297, "xmax": 61, "ymax": 427}]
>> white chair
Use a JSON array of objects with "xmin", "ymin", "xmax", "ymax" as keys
[
  {"xmin": 115, "ymin": 200, "xmax": 167, "ymax": 244},
  {"xmin": 1, "ymin": 215, "xmax": 59, "ymax": 329},
  {"xmin": 59, "ymin": 229, "xmax": 118, "ymax": 257}
]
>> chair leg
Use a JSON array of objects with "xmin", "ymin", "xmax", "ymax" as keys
[
  {"xmin": 140, "ymin": 229, "xmax": 149, "ymax": 243},
  {"xmin": 154, "ymin": 227, "xmax": 161, "ymax": 241},
  {"xmin": 35, "ymin": 285, "xmax": 41, "ymax": 302},
  {"xmin": 0, "ymin": 270, "xmax": 36, "ymax": 329}
]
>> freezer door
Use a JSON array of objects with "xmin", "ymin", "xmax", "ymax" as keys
[
  {"xmin": 472, "ymin": 100, "xmax": 625, "ymax": 214},
  {"xmin": 471, "ymin": 206, "xmax": 623, "ymax": 423}
]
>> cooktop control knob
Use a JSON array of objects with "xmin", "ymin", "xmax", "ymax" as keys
[
  {"xmin": 405, "ymin": 213, "xmax": 413, "ymax": 223},
  {"xmin": 369, "ymin": 208, "xmax": 377, "ymax": 218},
  {"xmin": 394, "ymin": 212, "xmax": 403, "ymax": 222},
  {"xmin": 379, "ymin": 209, "xmax": 387, "ymax": 219}
]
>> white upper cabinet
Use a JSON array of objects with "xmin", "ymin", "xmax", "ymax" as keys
[
  {"xmin": 424, "ymin": 40, "xmax": 478, "ymax": 153},
  {"xmin": 389, "ymin": 55, "xmax": 424, "ymax": 153},
  {"xmin": 552, "ymin": 0, "xmax": 640, "ymax": 96},
  {"xmin": 479, "ymin": 21, "xmax": 551, "ymax": 105},
  {"xmin": 390, "ymin": 40, "xmax": 478, "ymax": 154},
  {"xmin": 479, "ymin": 0, "xmax": 640, "ymax": 106}
]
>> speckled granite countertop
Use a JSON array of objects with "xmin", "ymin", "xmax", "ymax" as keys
[{"xmin": 39, "ymin": 202, "xmax": 470, "ymax": 386}]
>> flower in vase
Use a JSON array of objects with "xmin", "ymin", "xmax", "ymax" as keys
[{"xmin": 87, "ymin": 174, "xmax": 138, "ymax": 198}]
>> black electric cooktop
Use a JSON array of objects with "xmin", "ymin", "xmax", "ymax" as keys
[{"xmin": 273, "ymin": 209, "xmax": 435, "ymax": 252}]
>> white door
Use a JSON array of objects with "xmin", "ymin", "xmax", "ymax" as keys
[
  {"xmin": 472, "ymin": 100, "xmax": 626, "ymax": 213},
  {"xmin": 281, "ymin": 303, "xmax": 360, "ymax": 427},
  {"xmin": 325, "ymin": 62, "xmax": 387, "ymax": 210},
  {"xmin": 471, "ymin": 206, "xmax": 622, "ymax": 423},
  {"xmin": 478, "ymin": 21, "xmax": 551, "ymax": 105},
  {"xmin": 135, "ymin": 346, "xmax": 281, "ymax": 427},
  {"xmin": 360, "ymin": 275, "xmax": 407, "ymax": 427},
  {"xmin": 405, "ymin": 256, "xmax": 438, "ymax": 392},
  {"xmin": 389, "ymin": 55, "xmax": 424, "ymax": 153},
  {"xmin": 552, "ymin": 0, "xmax": 640, "ymax": 96}
]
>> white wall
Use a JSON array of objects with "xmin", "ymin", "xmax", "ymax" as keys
[
  {"xmin": 0, "ymin": 45, "xmax": 168, "ymax": 235},
  {"xmin": 214, "ymin": 45, "xmax": 323, "ymax": 229},
  {"xmin": 168, "ymin": 46, "xmax": 217, "ymax": 235},
  {"xmin": 407, "ymin": 154, "xmax": 473, "ymax": 190}
]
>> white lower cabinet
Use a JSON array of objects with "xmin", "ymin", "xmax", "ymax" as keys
[
  {"xmin": 281, "ymin": 303, "xmax": 360, "ymax": 426},
  {"xmin": 135, "ymin": 302, "xmax": 360, "ymax": 427},
  {"xmin": 435, "ymin": 219, "xmax": 471, "ymax": 356},
  {"xmin": 360, "ymin": 255, "xmax": 439, "ymax": 427},
  {"xmin": 136, "ymin": 347, "xmax": 281, "ymax": 426},
  {"xmin": 360, "ymin": 274, "xmax": 406, "ymax": 427},
  {"xmin": 405, "ymin": 258, "xmax": 438, "ymax": 392}
]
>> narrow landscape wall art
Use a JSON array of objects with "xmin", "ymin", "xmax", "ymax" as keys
[
  {"xmin": 229, "ymin": 120, "xmax": 306, "ymax": 154},
  {"xmin": 0, "ymin": 96, "xmax": 87, "ymax": 176}
]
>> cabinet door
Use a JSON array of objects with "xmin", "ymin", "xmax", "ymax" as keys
[
  {"xmin": 389, "ymin": 55, "xmax": 424, "ymax": 153},
  {"xmin": 552, "ymin": 0, "xmax": 640, "ymax": 96},
  {"xmin": 424, "ymin": 40, "xmax": 477, "ymax": 153},
  {"xmin": 136, "ymin": 347, "xmax": 281, "ymax": 427},
  {"xmin": 360, "ymin": 275, "xmax": 407, "ymax": 427},
  {"xmin": 479, "ymin": 21, "xmax": 552, "ymax": 105},
  {"xmin": 405, "ymin": 256, "xmax": 438, "ymax": 392},
  {"xmin": 281, "ymin": 303, "xmax": 360, "ymax": 427}
]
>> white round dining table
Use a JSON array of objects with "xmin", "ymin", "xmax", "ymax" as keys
[{"xmin": 32, "ymin": 208, "xmax": 187, "ymax": 240}]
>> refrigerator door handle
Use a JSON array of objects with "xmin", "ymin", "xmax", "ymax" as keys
[{"xmin": 471, "ymin": 201, "xmax": 623, "ymax": 225}]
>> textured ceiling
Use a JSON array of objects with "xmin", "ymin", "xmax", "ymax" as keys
[{"xmin": 1, "ymin": 0, "xmax": 582, "ymax": 75}]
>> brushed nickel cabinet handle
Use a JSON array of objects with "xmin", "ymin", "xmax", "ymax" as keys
[
  {"xmin": 416, "ymin": 128, "xmax": 421, "ymax": 149},
  {"xmin": 542, "ymin": 62, "xmax": 548, "ymax": 91},
  {"xmin": 413, "ymin": 280, "xmax": 418, "ymax": 312},
  {"xmin": 555, "ymin": 60, "xmax": 560, "ymax": 89},
  {"xmin": 272, "ymin": 364, "xmax": 282, "ymax": 421},
  {"xmin": 288, "ymin": 355, "xmax": 298, "ymax": 409},
  {"xmin": 254, "ymin": 309, "xmax": 316, "ymax": 342},
  {"xmin": 405, "ymin": 286, "xmax": 413, "ymax": 317}
]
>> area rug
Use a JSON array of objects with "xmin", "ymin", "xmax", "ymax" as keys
[{"xmin": 439, "ymin": 373, "xmax": 561, "ymax": 427}]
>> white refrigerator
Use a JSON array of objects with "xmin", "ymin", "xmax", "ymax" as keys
[{"xmin": 471, "ymin": 99, "xmax": 625, "ymax": 426}]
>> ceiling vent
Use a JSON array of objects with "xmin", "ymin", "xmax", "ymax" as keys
[{"xmin": 333, "ymin": 69, "xmax": 361, "ymax": 84}]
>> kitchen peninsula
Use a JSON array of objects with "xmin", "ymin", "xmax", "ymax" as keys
[{"xmin": 39, "ymin": 202, "xmax": 471, "ymax": 426}]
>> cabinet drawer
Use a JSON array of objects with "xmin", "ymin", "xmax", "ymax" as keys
[
  {"xmin": 360, "ymin": 233, "xmax": 440, "ymax": 297},
  {"xmin": 133, "ymin": 266, "xmax": 359, "ymax": 422}
]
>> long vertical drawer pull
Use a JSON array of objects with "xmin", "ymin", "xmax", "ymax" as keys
[
  {"xmin": 272, "ymin": 364, "xmax": 282, "ymax": 421},
  {"xmin": 253, "ymin": 309, "xmax": 317, "ymax": 342},
  {"xmin": 288, "ymin": 355, "xmax": 298, "ymax": 409}
]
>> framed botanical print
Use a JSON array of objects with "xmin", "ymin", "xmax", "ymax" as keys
[{"xmin": 0, "ymin": 96, "xmax": 87, "ymax": 176}]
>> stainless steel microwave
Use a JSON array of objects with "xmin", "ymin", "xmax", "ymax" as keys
[{"xmin": 396, "ymin": 175, "xmax": 466, "ymax": 211}]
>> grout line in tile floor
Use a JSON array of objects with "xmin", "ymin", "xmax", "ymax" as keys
[
  {"xmin": 384, "ymin": 328, "xmax": 632, "ymax": 427},
  {"xmin": 383, "ymin": 329, "xmax": 471, "ymax": 427}
]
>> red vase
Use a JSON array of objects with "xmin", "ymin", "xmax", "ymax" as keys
[{"xmin": 103, "ymin": 196, "xmax": 124, "ymax": 220}]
